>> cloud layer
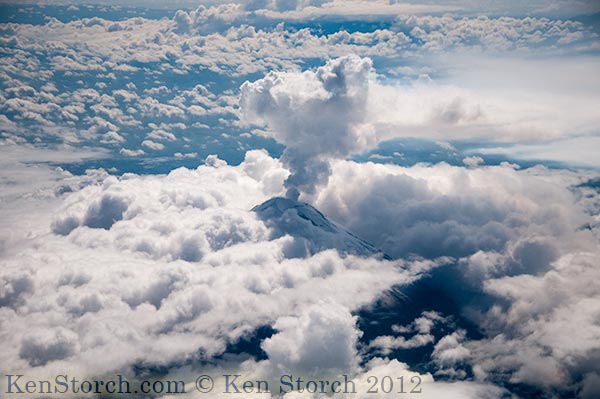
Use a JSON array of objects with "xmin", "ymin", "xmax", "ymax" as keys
[
  {"xmin": 1, "ymin": 6, "xmax": 598, "ymax": 166},
  {"xmin": 0, "ymin": 151, "xmax": 442, "ymax": 395},
  {"xmin": 1, "ymin": 147, "xmax": 599, "ymax": 397}
]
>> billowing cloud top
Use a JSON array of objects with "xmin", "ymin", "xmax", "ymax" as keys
[{"xmin": 241, "ymin": 55, "xmax": 376, "ymax": 197}]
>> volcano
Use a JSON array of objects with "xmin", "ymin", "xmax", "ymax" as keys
[{"xmin": 253, "ymin": 197, "xmax": 389, "ymax": 259}]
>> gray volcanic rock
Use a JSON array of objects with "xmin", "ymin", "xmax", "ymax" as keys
[{"xmin": 253, "ymin": 197, "xmax": 389, "ymax": 259}]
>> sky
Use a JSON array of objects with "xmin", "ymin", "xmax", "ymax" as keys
[{"xmin": 1, "ymin": 1, "xmax": 600, "ymax": 398}]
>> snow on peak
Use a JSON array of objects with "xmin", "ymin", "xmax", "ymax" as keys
[{"xmin": 252, "ymin": 197, "xmax": 388, "ymax": 259}]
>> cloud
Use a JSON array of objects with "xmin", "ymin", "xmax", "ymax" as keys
[
  {"xmin": 241, "ymin": 54, "xmax": 600, "ymax": 200},
  {"xmin": 1, "ymin": 145, "xmax": 599, "ymax": 397},
  {"xmin": 141, "ymin": 139, "xmax": 165, "ymax": 151},
  {"xmin": 1, "ymin": 7, "xmax": 600, "ymax": 398},
  {"xmin": 0, "ymin": 145, "xmax": 110, "ymax": 258},
  {"xmin": 19, "ymin": 328, "xmax": 79, "ymax": 367},
  {"xmin": 100, "ymin": 131, "xmax": 125, "ymax": 145},
  {"xmin": 262, "ymin": 301, "xmax": 361, "ymax": 378},
  {"xmin": 174, "ymin": 151, "xmax": 197, "ymax": 159},
  {"xmin": 367, "ymin": 59, "xmax": 600, "ymax": 143},
  {"xmin": 465, "ymin": 251, "xmax": 600, "ymax": 394},
  {"xmin": 463, "ymin": 156, "xmax": 484, "ymax": 168},
  {"xmin": 1, "ymin": 150, "xmax": 441, "ymax": 389},
  {"xmin": 173, "ymin": 3, "xmax": 247, "ymax": 34},
  {"xmin": 396, "ymin": 14, "xmax": 591, "ymax": 52},
  {"xmin": 369, "ymin": 311, "xmax": 447, "ymax": 354},
  {"xmin": 310, "ymin": 158, "xmax": 600, "ymax": 396},
  {"xmin": 241, "ymin": 55, "xmax": 376, "ymax": 197},
  {"xmin": 473, "ymin": 136, "xmax": 600, "ymax": 168},
  {"xmin": 432, "ymin": 330, "xmax": 471, "ymax": 376},
  {"xmin": 255, "ymin": 0, "xmax": 456, "ymax": 19},
  {"xmin": 0, "ymin": 272, "xmax": 34, "ymax": 308},
  {"xmin": 7, "ymin": 0, "xmax": 599, "ymax": 18},
  {"xmin": 334, "ymin": 357, "xmax": 507, "ymax": 399},
  {"xmin": 82, "ymin": 193, "xmax": 130, "ymax": 230},
  {"xmin": 2, "ymin": 6, "xmax": 597, "ymax": 163},
  {"xmin": 313, "ymin": 159, "xmax": 589, "ymax": 259},
  {"xmin": 119, "ymin": 148, "xmax": 145, "ymax": 156},
  {"xmin": 4, "ymin": 7, "xmax": 594, "ymax": 157}
]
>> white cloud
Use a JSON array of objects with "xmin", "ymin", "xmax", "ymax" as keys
[
  {"xmin": 0, "ymin": 146, "xmax": 599, "ymax": 397},
  {"xmin": 2, "ymin": 6, "xmax": 596, "ymax": 156},
  {"xmin": 397, "ymin": 14, "xmax": 591, "ymax": 52},
  {"xmin": 367, "ymin": 68, "xmax": 600, "ymax": 143},
  {"xmin": 19, "ymin": 328, "xmax": 79, "ymax": 367},
  {"xmin": 463, "ymin": 156, "xmax": 484, "ymax": 168},
  {"xmin": 1, "ymin": 7, "xmax": 600, "ymax": 398},
  {"xmin": 262, "ymin": 301, "xmax": 361, "ymax": 378},
  {"xmin": 335, "ymin": 357, "xmax": 507, "ymax": 399},
  {"xmin": 369, "ymin": 311, "xmax": 447, "ymax": 354},
  {"xmin": 309, "ymin": 158, "xmax": 600, "ymax": 396},
  {"xmin": 240, "ymin": 55, "xmax": 600, "ymax": 188},
  {"xmin": 315, "ymin": 159, "xmax": 594, "ymax": 259},
  {"xmin": 100, "ymin": 131, "xmax": 125, "ymax": 145},
  {"xmin": 174, "ymin": 151, "xmax": 198, "ymax": 158},
  {"xmin": 432, "ymin": 330, "xmax": 471, "ymax": 374},
  {"xmin": 0, "ymin": 151, "xmax": 441, "ymax": 389},
  {"xmin": 0, "ymin": 144, "xmax": 109, "ymax": 259},
  {"xmin": 473, "ymin": 136, "xmax": 600, "ymax": 168},
  {"xmin": 466, "ymin": 251, "xmax": 600, "ymax": 392},
  {"xmin": 241, "ymin": 55, "xmax": 376, "ymax": 196},
  {"xmin": 147, "ymin": 128, "xmax": 177, "ymax": 142},
  {"xmin": 256, "ymin": 0, "xmax": 456, "ymax": 19},
  {"xmin": 119, "ymin": 147, "xmax": 145, "ymax": 156},
  {"xmin": 141, "ymin": 139, "xmax": 165, "ymax": 151}
]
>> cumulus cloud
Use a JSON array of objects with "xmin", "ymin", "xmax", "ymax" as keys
[
  {"xmin": 1, "ymin": 150, "xmax": 443, "ymax": 393},
  {"xmin": 2, "ymin": 5, "xmax": 597, "ymax": 159},
  {"xmin": 250, "ymin": 356, "xmax": 507, "ymax": 399},
  {"xmin": 463, "ymin": 155, "xmax": 484, "ymax": 168},
  {"xmin": 432, "ymin": 330, "xmax": 471, "ymax": 377},
  {"xmin": 396, "ymin": 14, "xmax": 591, "ymax": 52},
  {"xmin": 241, "ymin": 54, "xmax": 600, "ymax": 200},
  {"xmin": 1, "ymin": 145, "xmax": 599, "ymax": 398},
  {"xmin": 119, "ymin": 148, "xmax": 145, "ymax": 157},
  {"xmin": 262, "ymin": 301, "xmax": 361, "ymax": 378},
  {"xmin": 465, "ymin": 251, "xmax": 600, "ymax": 394},
  {"xmin": 369, "ymin": 311, "xmax": 448, "ymax": 354},
  {"xmin": 19, "ymin": 328, "xmax": 79, "ymax": 367},
  {"xmin": 100, "ymin": 131, "xmax": 125, "ymax": 145},
  {"xmin": 310, "ymin": 158, "xmax": 600, "ymax": 397},
  {"xmin": 241, "ymin": 55, "xmax": 376, "ymax": 197},
  {"xmin": 313, "ymin": 159, "xmax": 590, "ymax": 259},
  {"xmin": 173, "ymin": 3, "xmax": 247, "ymax": 34},
  {"xmin": 141, "ymin": 139, "xmax": 165, "ymax": 151}
]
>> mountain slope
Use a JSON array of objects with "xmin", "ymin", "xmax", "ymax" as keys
[{"xmin": 252, "ymin": 197, "xmax": 388, "ymax": 259}]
